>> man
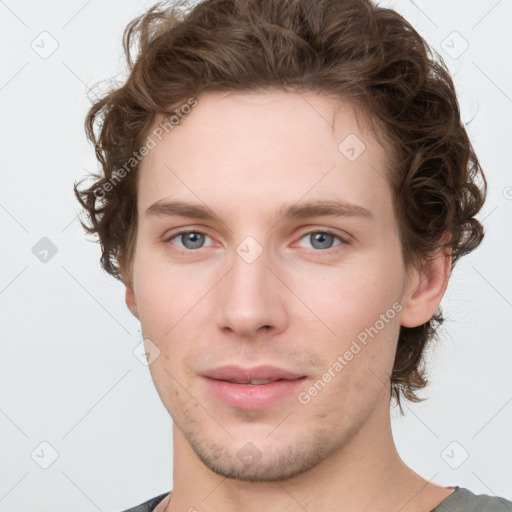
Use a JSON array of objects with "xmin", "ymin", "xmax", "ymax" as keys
[{"xmin": 75, "ymin": 0, "xmax": 511, "ymax": 510}]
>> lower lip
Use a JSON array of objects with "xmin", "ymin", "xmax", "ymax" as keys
[{"xmin": 203, "ymin": 377, "xmax": 307, "ymax": 410}]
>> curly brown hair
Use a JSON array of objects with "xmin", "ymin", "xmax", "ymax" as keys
[{"xmin": 75, "ymin": 0, "xmax": 487, "ymax": 409}]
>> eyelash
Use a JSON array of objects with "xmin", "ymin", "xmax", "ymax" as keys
[{"xmin": 164, "ymin": 228, "xmax": 348, "ymax": 255}]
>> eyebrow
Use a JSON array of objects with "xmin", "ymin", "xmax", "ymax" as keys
[
  {"xmin": 145, "ymin": 199, "xmax": 374, "ymax": 222},
  {"xmin": 277, "ymin": 200, "xmax": 373, "ymax": 221}
]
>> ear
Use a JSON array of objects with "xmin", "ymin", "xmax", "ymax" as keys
[
  {"xmin": 118, "ymin": 252, "xmax": 139, "ymax": 319},
  {"xmin": 125, "ymin": 283, "xmax": 139, "ymax": 319},
  {"xmin": 399, "ymin": 233, "xmax": 452, "ymax": 328}
]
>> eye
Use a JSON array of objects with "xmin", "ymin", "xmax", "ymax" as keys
[
  {"xmin": 296, "ymin": 230, "xmax": 346, "ymax": 252},
  {"xmin": 164, "ymin": 229, "xmax": 347, "ymax": 254},
  {"xmin": 166, "ymin": 230, "xmax": 214, "ymax": 251}
]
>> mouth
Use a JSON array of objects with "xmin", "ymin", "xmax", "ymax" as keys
[
  {"xmin": 201, "ymin": 365, "xmax": 308, "ymax": 409},
  {"xmin": 202, "ymin": 364, "xmax": 306, "ymax": 383},
  {"xmin": 220, "ymin": 378, "xmax": 290, "ymax": 385}
]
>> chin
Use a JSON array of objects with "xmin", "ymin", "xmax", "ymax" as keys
[{"xmin": 185, "ymin": 428, "xmax": 335, "ymax": 483}]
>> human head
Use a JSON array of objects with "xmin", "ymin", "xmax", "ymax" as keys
[{"xmin": 75, "ymin": 0, "xmax": 486, "ymax": 409}]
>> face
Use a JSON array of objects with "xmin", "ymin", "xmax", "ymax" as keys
[{"xmin": 125, "ymin": 90, "xmax": 436, "ymax": 482}]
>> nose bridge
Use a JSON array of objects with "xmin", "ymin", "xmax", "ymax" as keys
[{"xmin": 215, "ymin": 236, "xmax": 285, "ymax": 337}]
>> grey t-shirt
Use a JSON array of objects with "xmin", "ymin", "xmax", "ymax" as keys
[{"xmin": 118, "ymin": 487, "xmax": 512, "ymax": 511}]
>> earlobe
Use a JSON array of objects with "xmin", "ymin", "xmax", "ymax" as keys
[{"xmin": 399, "ymin": 238, "xmax": 452, "ymax": 328}]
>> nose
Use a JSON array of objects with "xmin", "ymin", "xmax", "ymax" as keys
[{"xmin": 215, "ymin": 239, "xmax": 288, "ymax": 340}]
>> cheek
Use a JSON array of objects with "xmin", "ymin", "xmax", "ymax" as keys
[
  {"xmin": 131, "ymin": 248, "xmax": 208, "ymax": 337},
  {"xmin": 295, "ymin": 259, "xmax": 403, "ymax": 341},
  {"xmin": 297, "ymin": 320, "xmax": 399, "ymax": 433},
  {"xmin": 298, "ymin": 257, "xmax": 403, "ymax": 390}
]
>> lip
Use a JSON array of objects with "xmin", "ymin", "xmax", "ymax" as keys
[
  {"xmin": 201, "ymin": 364, "xmax": 306, "ymax": 382},
  {"xmin": 201, "ymin": 365, "xmax": 308, "ymax": 410},
  {"xmin": 203, "ymin": 377, "xmax": 307, "ymax": 410}
]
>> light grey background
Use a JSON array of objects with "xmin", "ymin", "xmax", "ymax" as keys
[{"xmin": 1, "ymin": 0, "xmax": 511, "ymax": 510}]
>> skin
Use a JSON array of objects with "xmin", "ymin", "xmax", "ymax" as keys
[{"xmin": 124, "ymin": 90, "xmax": 454, "ymax": 512}]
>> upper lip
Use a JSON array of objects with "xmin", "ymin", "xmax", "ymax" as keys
[{"xmin": 202, "ymin": 365, "xmax": 306, "ymax": 383}]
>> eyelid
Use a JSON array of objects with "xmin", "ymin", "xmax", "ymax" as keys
[{"xmin": 295, "ymin": 226, "xmax": 350, "ymax": 241}]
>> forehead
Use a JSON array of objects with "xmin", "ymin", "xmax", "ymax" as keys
[
  {"xmin": 137, "ymin": 90, "xmax": 394, "ymax": 223},
  {"xmin": 145, "ymin": 90, "xmax": 386, "ymax": 161}
]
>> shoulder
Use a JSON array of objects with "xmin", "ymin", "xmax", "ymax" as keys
[
  {"xmin": 115, "ymin": 491, "xmax": 171, "ymax": 512},
  {"xmin": 433, "ymin": 487, "xmax": 512, "ymax": 512}
]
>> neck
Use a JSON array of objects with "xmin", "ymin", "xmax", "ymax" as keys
[{"xmin": 165, "ymin": 398, "xmax": 450, "ymax": 512}]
